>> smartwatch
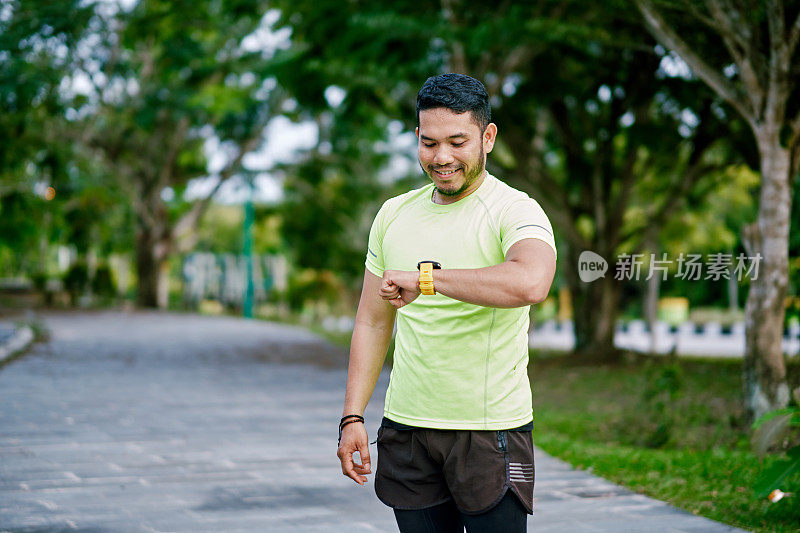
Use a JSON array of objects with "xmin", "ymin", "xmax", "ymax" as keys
[{"xmin": 417, "ymin": 260, "xmax": 441, "ymax": 295}]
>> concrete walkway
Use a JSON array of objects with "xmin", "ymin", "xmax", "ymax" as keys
[{"xmin": 0, "ymin": 311, "xmax": 746, "ymax": 532}]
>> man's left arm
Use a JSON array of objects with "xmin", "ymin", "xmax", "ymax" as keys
[{"xmin": 379, "ymin": 238, "xmax": 556, "ymax": 309}]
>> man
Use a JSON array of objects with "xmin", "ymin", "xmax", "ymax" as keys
[{"xmin": 337, "ymin": 73, "xmax": 557, "ymax": 532}]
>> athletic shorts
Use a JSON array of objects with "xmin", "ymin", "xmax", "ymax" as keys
[{"xmin": 374, "ymin": 417, "xmax": 534, "ymax": 515}]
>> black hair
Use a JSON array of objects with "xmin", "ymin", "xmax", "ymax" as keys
[{"xmin": 416, "ymin": 73, "xmax": 491, "ymax": 131}]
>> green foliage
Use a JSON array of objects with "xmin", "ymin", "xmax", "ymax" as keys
[
  {"xmin": 285, "ymin": 269, "xmax": 343, "ymax": 312},
  {"xmin": 30, "ymin": 271, "xmax": 47, "ymax": 293},
  {"xmin": 194, "ymin": 205, "xmax": 245, "ymax": 253},
  {"xmin": 642, "ymin": 362, "xmax": 684, "ymax": 448},
  {"xmin": 91, "ymin": 264, "xmax": 116, "ymax": 300},
  {"xmin": 751, "ymin": 397, "xmax": 800, "ymax": 499},
  {"xmin": 71, "ymin": 0, "xmax": 289, "ymax": 306},
  {"xmin": 62, "ymin": 261, "xmax": 88, "ymax": 306},
  {"xmin": 30, "ymin": 270, "xmax": 55, "ymax": 306},
  {"xmin": 270, "ymin": 0, "xmax": 754, "ymax": 357},
  {"xmin": 532, "ymin": 356, "xmax": 800, "ymax": 531},
  {"xmin": 538, "ymin": 432, "xmax": 800, "ymax": 533},
  {"xmin": 0, "ymin": 0, "xmax": 92, "ymax": 185},
  {"xmin": 753, "ymin": 447, "xmax": 800, "ymax": 499},
  {"xmin": 0, "ymin": 192, "xmax": 44, "ymax": 274},
  {"xmin": 0, "ymin": 0, "xmax": 134, "ymax": 277}
]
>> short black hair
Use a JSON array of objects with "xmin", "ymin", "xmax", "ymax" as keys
[{"xmin": 416, "ymin": 73, "xmax": 491, "ymax": 131}]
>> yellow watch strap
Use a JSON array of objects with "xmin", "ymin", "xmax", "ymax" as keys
[{"xmin": 419, "ymin": 262, "xmax": 435, "ymax": 295}]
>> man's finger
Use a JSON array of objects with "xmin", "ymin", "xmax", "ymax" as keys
[
  {"xmin": 358, "ymin": 444, "xmax": 371, "ymax": 474},
  {"xmin": 380, "ymin": 281, "xmax": 397, "ymax": 292},
  {"xmin": 339, "ymin": 450, "xmax": 366, "ymax": 485}
]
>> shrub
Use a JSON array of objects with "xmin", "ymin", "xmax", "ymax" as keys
[
  {"xmin": 91, "ymin": 264, "xmax": 116, "ymax": 301},
  {"xmin": 63, "ymin": 262, "xmax": 89, "ymax": 307}
]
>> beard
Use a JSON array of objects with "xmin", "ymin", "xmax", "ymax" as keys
[{"xmin": 424, "ymin": 144, "xmax": 485, "ymax": 197}]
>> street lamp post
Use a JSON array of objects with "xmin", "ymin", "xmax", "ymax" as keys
[{"xmin": 242, "ymin": 177, "xmax": 255, "ymax": 319}]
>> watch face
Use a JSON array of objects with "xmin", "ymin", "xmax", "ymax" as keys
[{"xmin": 417, "ymin": 260, "xmax": 442, "ymax": 270}]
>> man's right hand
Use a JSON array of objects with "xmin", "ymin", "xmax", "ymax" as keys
[{"xmin": 337, "ymin": 421, "xmax": 372, "ymax": 485}]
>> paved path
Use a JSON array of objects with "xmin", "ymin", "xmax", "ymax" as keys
[{"xmin": 0, "ymin": 311, "xmax": 745, "ymax": 532}]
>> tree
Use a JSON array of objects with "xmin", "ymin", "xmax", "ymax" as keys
[
  {"xmin": 75, "ymin": 0, "xmax": 284, "ymax": 307},
  {"xmin": 268, "ymin": 0, "xmax": 434, "ymax": 288},
  {"xmin": 490, "ymin": 21, "xmax": 740, "ymax": 358},
  {"xmin": 634, "ymin": 0, "xmax": 800, "ymax": 421},
  {"xmin": 271, "ymin": 0, "xmax": 743, "ymax": 359},
  {"xmin": 0, "ymin": 0, "xmax": 93, "ymax": 274},
  {"xmin": 0, "ymin": 0, "xmax": 91, "ymax": 187}
]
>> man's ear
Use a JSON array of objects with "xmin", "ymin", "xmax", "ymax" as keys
[
  {"xmin": 483, "ymin": 123, "xmax": 497, "ymax": 153},
  {"xmin": 415, "ymin": 126, "xmax": 419, "ymax": 138}
]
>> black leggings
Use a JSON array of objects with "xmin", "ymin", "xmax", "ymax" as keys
[{"xmin": 393, "ymin": 491, "xmax": 527, "ymax": 533}]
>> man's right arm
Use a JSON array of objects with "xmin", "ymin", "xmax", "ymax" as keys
[{"xmin": 337, "ymin": 269, "xmax": 396, "ymax": 485}]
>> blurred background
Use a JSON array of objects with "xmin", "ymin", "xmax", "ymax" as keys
[{"xmin": 1, "ymin": 1, "xmax": 800, "ymax": 530}]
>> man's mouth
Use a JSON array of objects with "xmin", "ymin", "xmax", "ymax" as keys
[{"xmin": 432, "ymin": 167, "xmax": 460, "ymax": 178}]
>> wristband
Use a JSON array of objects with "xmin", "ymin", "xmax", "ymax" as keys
[
  {"xmin": 338, "ymin": 416, "xmax": 364, "ymax": 445},
  {"xmin": 340, "ymin": 414, "xmax": 364, "ymax": 425},
  {"xmin": 417, "ymin": 260, "xmax": 441, "ymax": 295}
]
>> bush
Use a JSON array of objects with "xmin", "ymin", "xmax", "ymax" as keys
[
  {"xmin": 63, "ymin": 262, "xmax": 89, "ymax": 307},
  {"xmin": 91, "ymin": 264, "xmax": 116, "ymax": 301},
  {"xmin": 30, "ymin": 271, "xmax": 55, "ymax": 306}
]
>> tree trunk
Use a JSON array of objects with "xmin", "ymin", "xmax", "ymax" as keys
[
  {"xmin": 566, "ymin": 244, "xmax": 621, "ymax": 359},
  {"xmin": 646, "ymin": 263, "xmax": 661, "ymax": 354},
  {"xmin": 727, "ymin": 249, "xmax": 738, "ymax": 312},
  {"xmin": 742, "ymin": 132, "xmax": 792, "ymax": 422},
  {"xmin": 135, "ymin": 230, "xmax": 160, "ymax": 308},
  {"xmin": 135, "ymin": 223, "xmax": 171, "ymax": 309}
]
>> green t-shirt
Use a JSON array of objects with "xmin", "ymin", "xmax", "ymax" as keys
[{"xmin": 365, "ymin": 174, "xmax": 557, "ymax": 430}]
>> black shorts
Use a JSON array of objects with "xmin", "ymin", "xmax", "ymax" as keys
[{"xmin": 374, "ymin": 417, "xmax": 534, "ymax": 515}]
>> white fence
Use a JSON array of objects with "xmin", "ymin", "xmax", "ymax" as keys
[{"xmin": 530, "ymin": 320, "xmax": 800, "ymax": 358}]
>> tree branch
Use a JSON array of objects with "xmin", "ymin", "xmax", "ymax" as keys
[
  {"xmin": 483, "ymin": 44, "xmax": 540, "ymax": 98},
  {"xmin": 788, "ymin": 108, "xmax": 800, "ymax": 178},
  {"xmin": 789, "ymin": 8, "xmax": 800, "ymax": 55},
  {"xmin": 707, "ymin": 0, "xmax": 764, "ymax": 113},
  {"xmin": 157, "ymin": 116, "xmax": 191, "ymax": 190},
  {"xmin": 504, "ymin": 166, "xmax": 592, "ymax": 252},
  {"xmin": 441, "ymin": 0, "xmax": 468, "ymax": 73},
  {"xmin": 498, "ymin": 111, "xmax": 590, "ymax": 251},
  {"xmin": 173, "ymin": 135, "xmax": 261, "ymax": 250},
  {"xmin": 635, "ymin": 0, "xmax": 754, "ymax": 124},
  {"xmin": 707, "ymin": 0, "xmax": 751, "ymax": 51},
  {"xmin": 623, "ymin": 160, "xmax": 728, "ymax": 247},
  {"xmin": 684, "ymin": 1, "xmax": 718, "ymax": 30},
  {"xmin": 548, "ymin": 100, "xmax": 586, "ymax": 164},
  {"xmin": 765, "ymin": 0, "xmax": 790, "ymax": 127},
  {"xmin": 606, "ymin": 136, "xmax": 642, "ymax": 249}
]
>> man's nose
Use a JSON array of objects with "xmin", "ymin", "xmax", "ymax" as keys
[{"xmin": 432, "ymin": 147, "xmax": 454, "ymax": 166}]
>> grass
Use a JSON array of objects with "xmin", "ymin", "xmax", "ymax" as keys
[{"xmin": 529, "ymin": 353, "xmax": 800, "ymax": 532}]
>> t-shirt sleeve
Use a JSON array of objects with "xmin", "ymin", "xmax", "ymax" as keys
[
  {"xmin": 365, "ymin": 202, "xmax": 388, "ymax": 277},
  {"xmin": 499, "ymin": 196, "xmax": 557, "ymax": 258}
]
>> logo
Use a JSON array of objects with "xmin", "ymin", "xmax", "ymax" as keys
[{"xmin": 578, "ymin": 250, "xmax": 608, "ymax": 283}]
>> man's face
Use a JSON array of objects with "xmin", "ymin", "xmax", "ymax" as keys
[{"xmin": 416, "ymin": 108, "xmax": 497, "ymax": 201}]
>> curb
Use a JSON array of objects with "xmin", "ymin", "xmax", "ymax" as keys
[{"xmin": 0, "ymin": 325, "xmax": 35, "ymax": 366}]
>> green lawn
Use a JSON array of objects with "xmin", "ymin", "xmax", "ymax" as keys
[{"xmin": 530, "ymin": 354, "xmax": 800, "ymax": 532}]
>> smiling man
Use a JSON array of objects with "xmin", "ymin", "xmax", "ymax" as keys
[{"xmin": 337, "ymin": 73, "xmax": 557, "ymax": 533}]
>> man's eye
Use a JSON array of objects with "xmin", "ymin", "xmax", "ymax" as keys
[
  {"xmin": 452, "ymin": 141, "xmax": 466, "ymax": 147},
  {"xmin": 423, "ymin": 142, "xmax": 435, "ymax": 148}
]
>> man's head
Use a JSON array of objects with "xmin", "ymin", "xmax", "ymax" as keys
[
  {"xmin": 415, "ymin": 74, "xmax": 497, "ymax": 203},
  {"xmin": 416, "ymin": 73, "xmax": 491, "ymax": 132}
]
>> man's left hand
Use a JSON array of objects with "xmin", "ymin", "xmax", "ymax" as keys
[{"xmin": 379, "ymin": 270, "xmax": 420, "ymax": 308}]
